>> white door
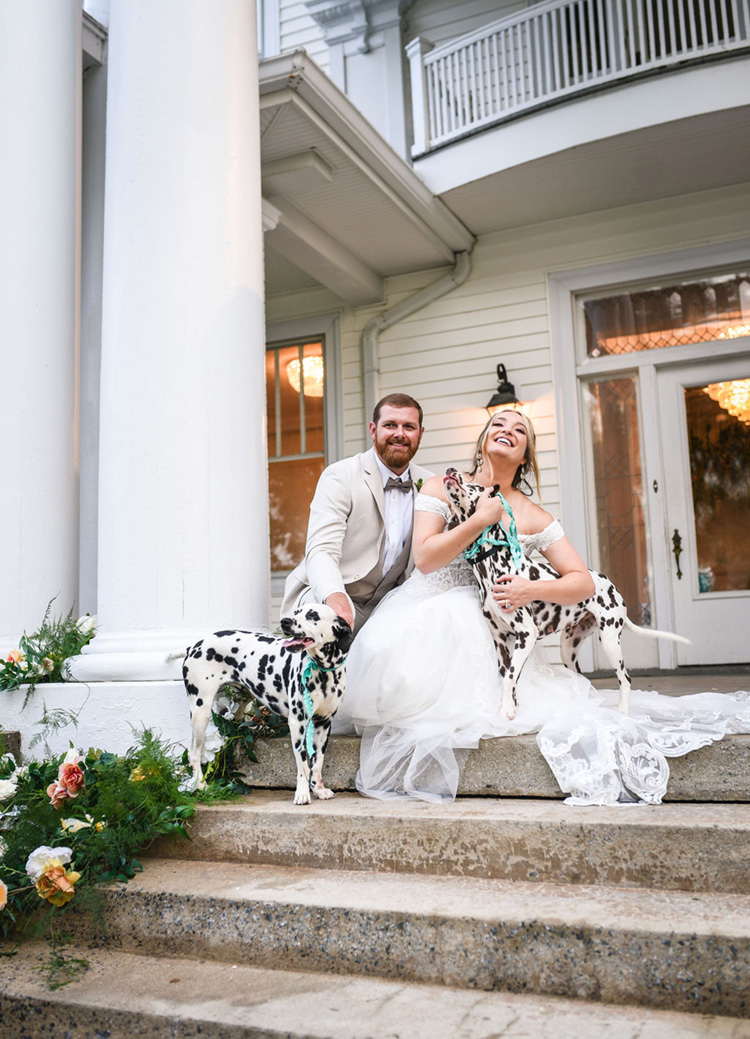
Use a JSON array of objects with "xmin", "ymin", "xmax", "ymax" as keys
[{"xmin": 657, "ymin": 358, "xmax": 750, "ymax": 664}]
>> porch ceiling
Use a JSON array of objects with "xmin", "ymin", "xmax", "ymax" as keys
[{"xmin": 259, "ymin": 51, "xmax": 474, "ymax": 304}]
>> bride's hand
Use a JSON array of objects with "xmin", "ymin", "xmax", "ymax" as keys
[
  {"xmin": 492, "ymin": 574, "xmax": 535, "ymax": 611},
  {"xmin": 473, "ymin": 488, "xmax": 507, "ymax": 528}
]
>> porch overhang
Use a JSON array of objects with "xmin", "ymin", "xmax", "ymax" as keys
[
  {"xmin": 259, "ymin": 51, "xmax": 475, "ymax": 303},
  {"xmin": 414, "ymin": 56, "xmax": 750, "ymax": 234}
]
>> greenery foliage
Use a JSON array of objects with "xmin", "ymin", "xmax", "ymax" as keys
[
  {"xmin": 202, "ymin": 698, "xmax": 290, "ymax": 791},
  {"xmin": 0, "ymin": 600, "xmax": 97, "ymax": 703}
]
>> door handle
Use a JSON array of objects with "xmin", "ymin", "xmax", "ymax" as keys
[{"xmin": 672, "ymin": 529, "xmax": 683, "ymax": 580}]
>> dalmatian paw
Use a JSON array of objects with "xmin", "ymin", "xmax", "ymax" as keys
[
  {"xmin": 293, "ymin": 779, "xmax": 312, "ymax": 805},
  {"xmin": 313, "ymin": 785, "xmax": 335, "ymax": 800}
]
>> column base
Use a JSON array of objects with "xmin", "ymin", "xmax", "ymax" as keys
[
  {"xmin": 3, "ymin": 680, "xmax": 190, "ymax": 760},
  {"xmin": 67, "ymin": 629, "xmax": 204, "ymax": 682}
]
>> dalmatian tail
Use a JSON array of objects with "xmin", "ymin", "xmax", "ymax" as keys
[{"xmin": 623, "ymin": 617, "xmax": 691, "ymax": 645}]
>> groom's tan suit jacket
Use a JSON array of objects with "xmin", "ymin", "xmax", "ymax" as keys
[{"xmin": 280, "ymin": 447, "xmax": 434, "ymax": 630}]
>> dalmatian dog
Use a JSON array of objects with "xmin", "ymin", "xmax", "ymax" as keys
[
  {"xmin": 443, "ymin": 468, "xmax": 689, "ymax": 720},
  {"xmin": 183, "ymin": 604, "xmax": 353, "ymax": 804}
]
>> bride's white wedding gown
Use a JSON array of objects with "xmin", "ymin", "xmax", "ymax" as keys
[{"xmin": 332, "ymin": 494, "xmax": 750, "ymax": 805}]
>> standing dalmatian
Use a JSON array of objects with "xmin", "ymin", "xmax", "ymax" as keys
[{"xmin": 183, "ymin": 604, "xmax": 352, "ymax": 804}]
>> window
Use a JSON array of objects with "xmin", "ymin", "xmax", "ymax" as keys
[
  {"xmin": 582, "ymin": 269, "xmax": 750, "ymax": 357},
  {"xmin": 266, "ymin": 339, "xmax": 327, "ymax": 572}
]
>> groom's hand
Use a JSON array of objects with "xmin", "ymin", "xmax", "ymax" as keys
[{"xmin": 325, "ymin": 592, "xmax": 355, "ymax": 629}]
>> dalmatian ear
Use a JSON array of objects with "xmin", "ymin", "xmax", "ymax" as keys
[{"xmin": 332, "ymin": 616, "xmax": 354, "ymax": 653}]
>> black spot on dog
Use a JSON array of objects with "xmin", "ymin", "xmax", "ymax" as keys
[{"xmin": 196, "ymin": 698, "xmax": 203, "ymax": 707}]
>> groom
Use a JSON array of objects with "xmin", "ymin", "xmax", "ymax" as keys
[{"xmin": 281, "ymin": 393, "xmax": 433, "ymax": 634}]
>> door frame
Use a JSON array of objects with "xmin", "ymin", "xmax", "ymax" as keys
[{"xmin": 549, "ymin": 238, "xmax": 750, "ymax": 670}]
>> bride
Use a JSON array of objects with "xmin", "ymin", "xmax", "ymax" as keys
[{"xmin": 333, "ymin": 409, "xmax": 750, "ymax": 805}]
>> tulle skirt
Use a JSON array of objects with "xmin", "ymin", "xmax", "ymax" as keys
[{"xmin": 333, "ymin": 570, "xmax": 750, "ymax": 805}]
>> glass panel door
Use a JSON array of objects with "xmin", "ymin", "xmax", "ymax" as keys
[{"xmin": 658, "ymin": 360, "xmax": 750, "ymax": 663}]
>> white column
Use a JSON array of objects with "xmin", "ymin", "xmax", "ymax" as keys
[
  {"xmin": 0, "ymin": 2, "xmax": 80, "ymax": 647},
  {"xmin": 73, "ymin": 0, "xmax": 268, "ymax": 681},
  {"xmin": 406, "ymin": 37, "xmax": 434, "ymax": 158}
]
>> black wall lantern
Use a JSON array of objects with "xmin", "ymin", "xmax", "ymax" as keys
[{"xmin": 486, "ymin": 363, "xmax": 518, "ymax": 415}]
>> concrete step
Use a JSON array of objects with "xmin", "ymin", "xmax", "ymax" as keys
[
  {"xmin": 3, "ymin": 942, "xmax": 747, "ymax": 1039},
  {"xmin": 150, "ymin": 791, "xmax": 750, "ymax": 894},
  {"xmin": 60, "ymin": 857, "xmax": 750, "ymax": 1017},
  {"xmin": 240, "ymin": 732, "xmax": 750, "ymax": 801}
]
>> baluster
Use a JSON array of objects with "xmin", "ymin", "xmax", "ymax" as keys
[
  {"xmin": 685, "ymin": 0, "xmax": 698, "ymax": 49},
  {"xmin": 675, "ymin": 0, "xmax": 688, "ymax": 52},
  {"xmin": 633, "ymin": 0, "xmax": 646, "ymax": 63},
  {"xmin": 544, "ymin": 6, "xmax": 556, "ymax": 90},
  {"xmin": 643, "ymin": 0, "xmax": 656, "ymax": 64},
  {"xmin": 625, "ymin": 0, "xmax": 637, "ymax": 68},
  {"xmin": 709, "ymin": 0, "xmax": 723, "ymax": 43},
  {"xmin": 595, "ymin": 0, "xmax": 608, "ymax": 74}
]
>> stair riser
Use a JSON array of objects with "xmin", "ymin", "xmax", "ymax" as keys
[
  {"xmin": 244, "ymin": 734, "xmax": 750, "ymax": 801},
  {"xmin": 0, "ymin": 997, "xmax": 258, "ymax": 1039},
  {"xmin": 66, "ymin": 889, "xmax": 750, "ymax": 1018},
  {"xmin": 151, "ymin": 813, "xmax": 750, "ymax": 894}
]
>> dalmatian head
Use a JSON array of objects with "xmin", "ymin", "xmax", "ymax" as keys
[
  {"xmin": 280, "ymin": 603, "xmax": 354, "ymax": 662},
  {"xmin": 443, "ymin": 468, "xmax": 485, "ymax": 524}
]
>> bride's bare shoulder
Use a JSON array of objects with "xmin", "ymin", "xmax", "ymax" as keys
[
  {"xmin": 515, "ymin": 497, "xmax": 554, "ymax": 534},
  {"xmin": 420, "ymin": 474, "xmax": 448, "ymax": 501}
]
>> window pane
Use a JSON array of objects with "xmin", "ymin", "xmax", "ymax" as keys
[
  {"xmin": 585, "ymin": 377, "xmax": 651, "ymax": 624},
  {"xmin": 686, "ymin": 382, "xmax": 750, "ymax": 593},
  {"xmin": 266, "ymin": 338, "xmax": 326, "ymax": 572},
  {"xmin": 269, "ymin": 457, "xmax": 326, "ymax": 571},
  {"xmin": 582, "ymin": 272, "xmax": 750, "ymax": 357}
]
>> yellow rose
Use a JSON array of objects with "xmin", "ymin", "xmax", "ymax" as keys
[{"xmin": 35, "ymin": 861, "xmax": 81, "ymax": 906}]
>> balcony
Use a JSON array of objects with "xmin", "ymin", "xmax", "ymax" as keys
[{"xmin": 408, "ymin": 0, "xmax": 750, "ymax": 157}]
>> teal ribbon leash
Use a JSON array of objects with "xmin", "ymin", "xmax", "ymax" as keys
[
  {"xmin": 463, "ymin": 490, "xmax": 524, "ymax": 570},
  {"xmin": 299, "ymin": 654, "xmax": 348, "ymax": 762}
]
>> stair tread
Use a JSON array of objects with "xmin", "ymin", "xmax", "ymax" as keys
[
  {"xmin": 187, "ymin": 789, "xmax": 750, "ymax": 828},
  {"xmin": 125, "ymin": 856, "xmax": 750, "ymax": 936},
  {"xmin": 2, "ymin": 942, "xmax": 747, "ymax": 1039}
]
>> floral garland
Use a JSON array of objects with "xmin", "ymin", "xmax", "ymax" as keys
[{"xmin": 0, "ymin": 732, "xmax": 197, "ymax": 949}]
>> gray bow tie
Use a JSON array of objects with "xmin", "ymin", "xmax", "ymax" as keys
[{"xmin": 385, "ymin": 476, "xmax": 413, "ymax": 493}]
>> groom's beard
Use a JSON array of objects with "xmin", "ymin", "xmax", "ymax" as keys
[{"xmin": 375, "ymin": 435, "xmax": 420, "ymax": 472}]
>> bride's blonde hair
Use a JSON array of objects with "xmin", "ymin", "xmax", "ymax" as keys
[{"xmin": 468, "ymin": 409, "xmax": 540, "ymax": 497}]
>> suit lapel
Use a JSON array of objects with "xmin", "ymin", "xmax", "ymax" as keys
[{"xmin": 362, "ymin": 447, "xmax": 386, "ymax": 523}]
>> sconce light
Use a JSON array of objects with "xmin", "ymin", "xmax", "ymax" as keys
[
  {"xmin": 486, "ymin": 363, "xmax": 518, "ymax": 415},
  {"xmin": 286, "ymin": 354, "xmax": 325, "ymax": 397}
]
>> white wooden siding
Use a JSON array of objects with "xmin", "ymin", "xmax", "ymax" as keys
[
  {"xmin": 405, "ymin": 0, "xmax": 526, "ymax": 47},
  {"xmin": 279, "ymin": 0, "xmax": 329, "ymax": 69}
]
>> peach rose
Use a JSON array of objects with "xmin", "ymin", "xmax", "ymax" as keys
[
  {"xmin": 35, "ymin": 862, "xmax": 81, "ymax": 907},
  {"xmin": 58, "ymin": 761, "xmax": 85, "ymax": 798},
  {"xmin": 0, "ymin": 878, "xmax": 7, "ymax": 911},
  {"xmin": 47, "ymin": 781, "xmax": 71, "ymax": 809},
  {"xmin": 6, "ymin": 649, "xmax": 23, "ymax": 664}
]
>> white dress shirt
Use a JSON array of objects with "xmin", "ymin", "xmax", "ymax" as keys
[{"xmin": 374, "ymin": 454, "xmax": 414, "ymax": 576}]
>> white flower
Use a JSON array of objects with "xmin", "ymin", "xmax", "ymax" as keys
[
  {"xmin": 62, "ymin": 748, "xmax": 83, "ymax": 766},
  {"xmin": 0, "ymin": 778, "xmax": 17, "ymax": 802},
  {"xmin": 25, "ymin": 845, "xmax": 72, "ymax": 881},
  {"xmin": 76, "ymin": 615, "xmax": 97, "ymax": 635}
]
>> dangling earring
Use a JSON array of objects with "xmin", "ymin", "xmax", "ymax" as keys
[{"xmin": 475, "ymin": 451, "xmax": 483, "ymax": 472}]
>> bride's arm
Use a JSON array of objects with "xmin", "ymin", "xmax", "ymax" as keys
[
  {"xmin": 413, "ymin": 475, "xmax": 508, "ymax": 574},
  {"xmin": 492, "ymin": 530, "xmax": 595, "ymax": 609}
]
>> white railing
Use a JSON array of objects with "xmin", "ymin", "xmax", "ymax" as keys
[{"xmin": 407, "ymin": 0, "xmax": 750, "ymax": 155}]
